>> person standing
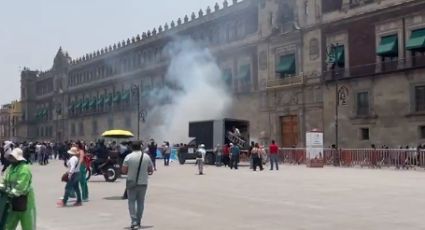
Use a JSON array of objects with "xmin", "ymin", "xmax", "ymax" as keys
[
  {"xmin": 249, "ymin": 141, "xmax": 255, "ymax": 169},
  {"xmin": 269, "ymin": 140, "xmax": 279, "ymax": 170},
  {"xmin": 196, "ymin": 144, "xmax": 206, "ymax": 175},
  {"xmin": 0, "ymin": 148, "xmax": 36, "ymax": 230},
  {"xmin": 163, "ymin": 142, "xmax": 171, "ymax": 166},
  {"xmin": 122, "ymin": 141, "xmax": 153, "ymax": 230},
  {"xmin": 252, "ymin": 143, "xmax": 264, "ymax": 171},
  {"xmin": 57, "ymin": 147, "xmax": 82, "ymax": 207},
  {"xmin": 77, "ymin": 142, "xmax": 89, "ymax": 202},
  {"xmin": 2, "ymin": 141, "xmax": 14, "ymax": 174},
  {"xmin": 148, "ymin": 140, "xmax": 157, "ymax": 171},
  {"xmin": 229, "ymin": 143, "xmax": 240, "ymax": 170},
  {"xmin": 222, "ymin": 144, "xmax": 230, "ymax": 167}
]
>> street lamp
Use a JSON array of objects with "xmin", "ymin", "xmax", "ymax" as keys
[
  {"xmin": 131, "ymin": 85, "xmax": 148, "ymax": 140},
  {"xmin": 326, "ymin": 43, "xmax": 347, "ymax": 166}
]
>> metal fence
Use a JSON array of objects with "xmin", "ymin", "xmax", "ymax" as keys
[{"xmin": 277, "ymin": 148, "xmax": 425, "ymax": 169}]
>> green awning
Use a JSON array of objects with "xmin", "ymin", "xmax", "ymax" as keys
[
  {"xmin": 113, "ymin": 92, "xmax": 121, "ymax": 103},
  {"xmin": 81, "ymin": 100, "xmax": 89, "ymax": 110},
  {"xmin": 75, "ymin": 101, "xmax": 82, "ymax": 110},
  {"xmin": 121, "ymin": 91, "xmax": 130, "ymax": 101},
  {"xmin": 96, "ymin": 97, "xmax": 104, "ymax": 106},
  {"xmin": 68, "ymin": 103, "xmax": 74, "ymax": 111},
  {"xmin": 276, "ymin": 54, "xmax": 296, "ymax": 75},
  {"xmin": 223, "ymin": 70, "xmax": 232, "ymax": 82},
  {"xmin": 89, "ymin": 98, "xmax": 96, "ymax": 108},
  {"xmin": 104, "ymin": 95, "xmax": 112, "ymax": 105},
  {"xmin": 328, "ymin": 45, "xmax": 345, "ymax": 66},
  {"xmin": 406, "ymin": 28, "xmax": 425, "ymax": 50},
  {"xmin": 377, "ymin": 35, "xmax": 398, "ymax": 57},
  {"xmin": 238, "ymin": 65, "xmax": 250, "ymax": 79}
]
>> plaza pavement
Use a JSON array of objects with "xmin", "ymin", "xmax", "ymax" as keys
[{"xmin": 5, "ymin": 160, "xmax": 425, "ymax": 230}]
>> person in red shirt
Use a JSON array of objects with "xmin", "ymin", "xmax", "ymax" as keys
[
  {"xmin": 222, "ymin": 144, "xmax": 230, "ymax": 167},
  {"xmin": 269, "ymin": 140, "xmax": 279, "ymax": 170}
]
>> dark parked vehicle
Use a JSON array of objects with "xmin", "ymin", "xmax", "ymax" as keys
[{"xmin": 178, "ymin": 118, "xmax": 250, "ymax": 165}]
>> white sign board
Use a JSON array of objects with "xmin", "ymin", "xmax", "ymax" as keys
[{"xmin": 306, "ymin": 132, "xmax": 324, "ymax": 160}]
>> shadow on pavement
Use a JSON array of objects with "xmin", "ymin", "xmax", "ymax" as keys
[
  {"xmin": 103, "ymin": 196, "xmax": 125, "ymax": 201},
  {"xmin": 123, "ymin": 226, "xmax": 153, "ymax": 229}
]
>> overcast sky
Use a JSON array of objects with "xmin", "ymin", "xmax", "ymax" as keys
[{"xmin": 0, "ymin": 0, "xmax": 220, "ymax": 105}]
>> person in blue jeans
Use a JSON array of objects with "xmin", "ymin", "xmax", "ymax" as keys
[
  {"xmin": 229, "ymin": 143, "xmax": 240, "ymax": 170},
  {"xmin": 269, "ymin": 140, "xmax": 279, "ymax": 170},
  {"xmin": 57, "ymin": 147, "xmax": 82, "ymax": 207}
]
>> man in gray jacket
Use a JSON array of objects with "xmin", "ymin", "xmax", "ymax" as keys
[{"xmin": 122, "ymin": 141, "xmax": 154, "ymax": 229}]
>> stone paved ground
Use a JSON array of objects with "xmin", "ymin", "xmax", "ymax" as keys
[{"xmin": 4, "ymin": 160, "xmax": 425, "ymax": 230}]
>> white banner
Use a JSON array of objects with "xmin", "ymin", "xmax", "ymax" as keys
[{"xmin": 306, "ymin": 132, "xmax": 323, "ymax": 160}]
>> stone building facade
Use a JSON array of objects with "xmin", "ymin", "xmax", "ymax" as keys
[
  {"xmin": 0, "ymin": 101, "xmax": 21, "ymax": 142},
  {"xmin": 0, "ymin": 104, "xmax": 12, "ymax": 142},
  {"xmin": 18, "ymin": 0, "xmax": 425, "ymax": 148}
]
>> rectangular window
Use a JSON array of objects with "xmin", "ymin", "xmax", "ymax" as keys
[
  {"xmin": 223, "ymin": 68, "xmax": 233, "ymax": 87},
  {"xmin": 328, "ymin": 45, "xmax": 345, "ymax": 68},
  {"xmin": 108, "ymin": 117, "xmax": 114, "ymax": 130},
  {"xmin": 415, "ymin": 86, "xmax": 425, "ymax": 112},
  {"xmin": 125, "ymin": 117, "xmax": 132, "ymax": 129},
  {"xmin": 420, "ymin": 126, "xmax": 425, "ymax": 139},
  {"xmin": 360, "ymin": 128, "xmax": 370, "ymax": 140},
  {"xmin": 71, "ymin": 123, "xmax": 76, "ymax": 137},
  {"xmin": 92, "ymin": 120, "xmax": 98, "ymax": 135},
  {"xmin": 79, "ymin": 122, "xmax": 84, "ymax": 136},
  {"xmin": 238, "ymin": 64, "xmax": 251, "ymax": 88},
  {"xmin": 322, "ymin": 0, "xmax": 342, "ymax": 13},
  {"xmin": 276, "ymin": 54, "xmax": 296, "ymax": 77},
  {"xmin": 357, "ymin": 92, "xmax": 369, "ymax": 116}
]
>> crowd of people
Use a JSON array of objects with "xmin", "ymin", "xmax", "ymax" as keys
[{"xmin": 0, "ymin": 137, "xmax": 284, "ymax": 230}]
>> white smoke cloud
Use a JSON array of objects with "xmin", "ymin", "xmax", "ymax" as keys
[{"xmin": 143, "ymin": 38, "xmax": 232, "ymax": 143}]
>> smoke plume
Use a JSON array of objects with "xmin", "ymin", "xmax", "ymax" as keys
[{"xmin": 143, "ymin": 38, "xmax": 232, "ymax": 143}]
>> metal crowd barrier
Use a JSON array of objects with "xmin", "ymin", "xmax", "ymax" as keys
[{"xmin": 277, "ymin": 148, "xmax": 425, "ymax": 169}]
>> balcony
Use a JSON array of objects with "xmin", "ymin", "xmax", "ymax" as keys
[
  {"xmin": 266, "ymin": 75, "xmax": 304, "ymax": 89},
  {"xmin": 323, "ymin": 55, "xmax": 425, "ymax": 81}
]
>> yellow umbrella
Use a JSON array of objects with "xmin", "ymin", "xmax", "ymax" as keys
[{"xmin": 101, "ymin": 130, "xmax": 134, "ymax": 138}]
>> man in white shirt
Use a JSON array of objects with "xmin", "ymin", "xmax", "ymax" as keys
[
  {"xmin": 122, "ymin": 141, "xmax": 153, "ymax": 230},
  {"xmin": 196, "ymin": 144, "xmax": 206, "ymax": 175}
]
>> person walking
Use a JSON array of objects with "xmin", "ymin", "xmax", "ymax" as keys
[
  {"xmin": 269, "ymin": 140, "xmax": 279, "ymax": 170},
  {"xmin": 0, "ymin": 148, "xmax": 36, "ymax": 230},
  {"xmin": 229, "ymin": 143, "xmax": 240, "ymax": 170},
  {"xmin": 148, "ymin": 140, "xmax": 157, "ymax": 171},
  {"xmin": 252, "ymin": 143, "xmax": 264, "ymax": 171},
  {"xmin": 214, "ymin": 144, "xmax": 222, "ymax": 166},
  {"xmin": 57, "ymin": 147, "xmax": 82, "ymax": 207},
  {"xmin": 122, "ymin": 141, "xmax": 153, "ymax": 230},
  {"xmin": 196, "ymin": 144, "xmax": 206, "ymax": 175},
  {"xmin": 76, "ymin": 142, "xmax": 89, "ymax": 202},
  {"xmin": 163, "ymin": 142, "xmax": 171, "ymax": 166}
]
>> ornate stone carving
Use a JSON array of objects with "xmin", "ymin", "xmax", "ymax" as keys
[
  {"xmin": 214, "ymin": 3, "xmax": 220, "ymax": 11},
  {"xmin": 198, "ymin": 9, "xmax": 204, "ymax": 17},
  {"xmin": 223, "ymin": 0, "xmax": 228, "ymax": 8},
  {"xmin": 171, "ymin": 20, "xmax": 175, "ymax": 28},
  {"xmin": 191, "ymin": 12, "xmax": 196, "ymax": 20},
  {"xmin": 206, "ymin": 6, "xmax": 211, "ymax": 14},
  {"xmin": 309, "ymin": 38, "xmax": 319, "ymax": 60},
  {"xmin": 184, "ymin": 15, "xmax": 189, "ymax": 23},
  {"xmin": 177, "ymin": 18, "xmax": 182, "ymax": 25}
]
